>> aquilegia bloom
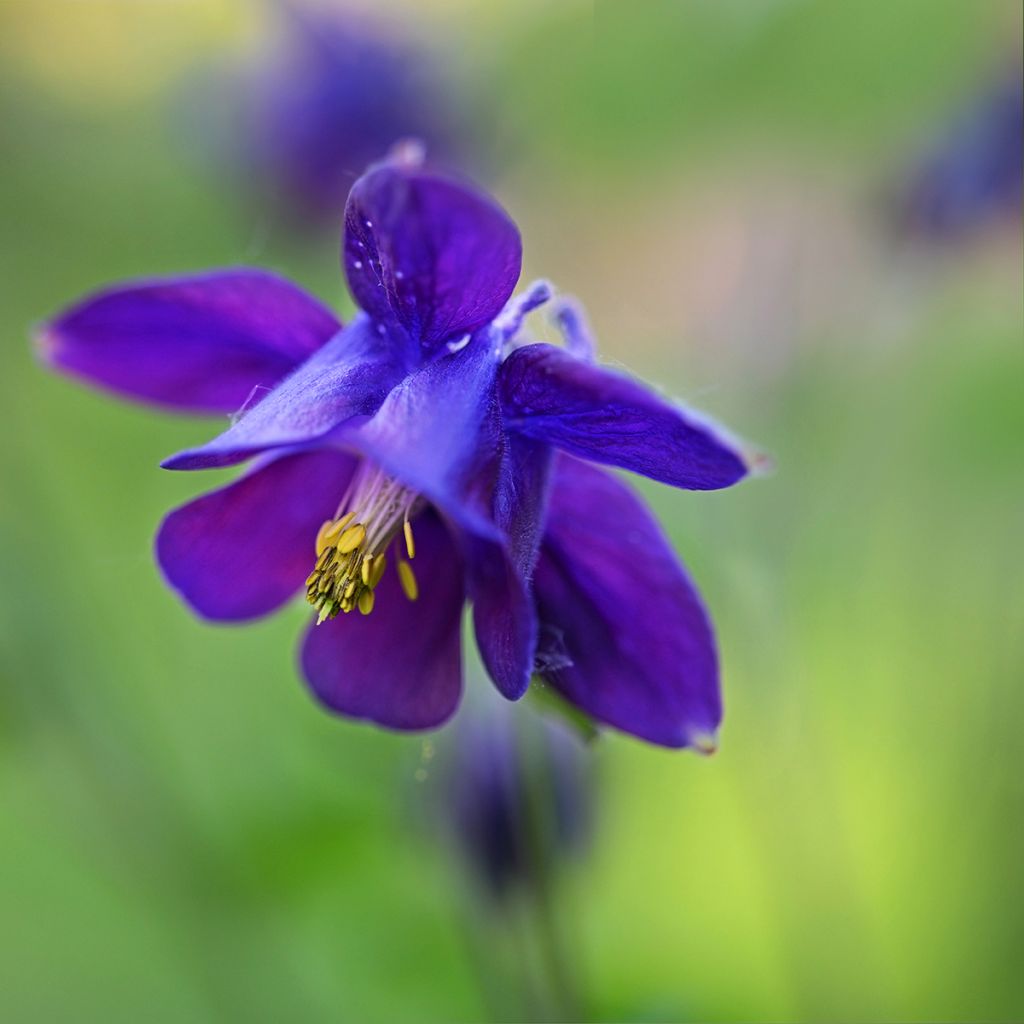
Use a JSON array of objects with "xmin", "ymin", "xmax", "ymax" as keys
[
  {"xmin": 37, "ymin": 150, "xmax": 757, "ymax": 749},
  {"xmin": 237, "ymin": 2, "xmax": 462, "ymax": 223},
  {"xmin": 900, "ymin": 64, "xmax": 1023, "ymax": 241},
  {"xmin": 441, "ymin": 699, "xmax": 592, "ymax": 902}
]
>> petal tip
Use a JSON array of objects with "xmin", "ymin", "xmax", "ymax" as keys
[
  {"xmin": 160, "ymin": 452, "xmax": 188, "ymax": 471},
  {"xmin": 31, "ymin": 321, "xmax": 62, "ymax": 365},
  {"xmin": 745, "ymin": 449, "xmax": 776, "ymax": 477},
  {"xmin": 690, "ymin": 730, "xmax": 720, "ymax": 756},
  {"xmin": 387, "ymin": 136, "xmax": 427, "ymax": 170},
  {"xmin": 501, "ymin": 672, "xmax": 532, "ymax": 703}
]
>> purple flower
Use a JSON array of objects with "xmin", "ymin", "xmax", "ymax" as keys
[
  {"xmin": 235, "ymin": 3, "xmax": 462, "ymax": 224},
  {"xmin": 441, "ymin": 699, "xmax": 592, "ymax": 902},
  {"xmin": 37, "ymin": 151, "xmax": 756, "ymax": 749},
  {"xmin": 900, "ymin": 65, "xmax": 1023, "ymax": 240}
]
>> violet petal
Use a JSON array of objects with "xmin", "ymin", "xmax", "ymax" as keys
[
  {"xmin": 500, "ymin": 342, "xmax": 750, "ymax": 490},
  {"xmin": 344, "ymin": 162, "xmax": 521, "ymax": 354},
  {"xmin": 156, "ymin": 448, "xmax": 358, "ymax": 621},
  {"xmin": 37, "ymin": 269, "xmax": 340, "ymax": 414},
  {"xmin": 163, "ymin": 314, "xmax": 412, "ymax": 470},
  {"xmin": 534, "ymin": 457, "xmax": 722, "ymax": 749},
  {"xmin": 335, "ymin": 326, "xmax": 503, "ymax": 535},
  {"xmin": 300, "ymin": 511, "xmax": 464, "ymax": 730},
  {"xmin": 462, "ymin": 529, "xmax": 538, "ymax": 702},
  {"xmin": 334, "ymin": 329, "xmax": 539, "ymax": 700}
]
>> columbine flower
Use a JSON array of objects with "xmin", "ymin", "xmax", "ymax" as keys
[
  {"xmin": 440, "ymin": 698, "xmax": 592, "ymax": 902},
  {"xmin": 230, "ymin": 2, "xmax": 462, "ymax": 224},
  {"xmin": 900, "ymin": 64, "xmax": 1023, "ymax": 241},
  {"xmin": 37, "ymin": 148, "xmax": 757, "ymax": 749}
]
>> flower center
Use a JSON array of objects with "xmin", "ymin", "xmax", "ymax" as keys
[{"xmin": 305, "ymin": 462, "xmax": 423, "ymax": 623}]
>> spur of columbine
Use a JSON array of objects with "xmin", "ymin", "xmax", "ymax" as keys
[{"xmin": 37, "ymin": 148, "xmax": 760, "ymax": 749}]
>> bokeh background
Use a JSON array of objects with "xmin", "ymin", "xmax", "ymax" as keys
[{"xmin": 1, "ymin": 1, "xmax": 1021, "ymax": 1021}]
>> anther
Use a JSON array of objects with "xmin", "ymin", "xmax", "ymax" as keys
[
  {"xmin": 315, "ymin": 512, "xmax": 357, "ymax": 555},
  {"xmin": 357, "ymin": 589, "xmax": 375, "ymax": 615},
  {"xmin": 403, "ymin": 519, "xmax": 416, "ymax": 560},
  {"xmin": 315, "ymin": 520, "xmax": 334, "ymax": 555},
  {"xmin": 337, "ymin": 523, "xmax": 366, "ymax": 554},
  {"xmin": 398, "ymin": 560, "xmax": 419, "ymax": 602}
]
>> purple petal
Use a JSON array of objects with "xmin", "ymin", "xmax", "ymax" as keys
[
  {"xmin": 300, "ymin": 511, "xmax": 464, "ymax": 730},
  {"xmin": 37, "ymin": 269, "xmax": 341, "ymax": 414},
  {"xmin": 493, "ymin": 434, "xmax": 555, "ymax": 579},
  {"xmin": 500, "ymin": 343, "xmax": 750, "ymax": 490},
  {"xmin": 462, "ymin": 530, "xmax": 537, "ymax": 702},
  {"xmin": 156, "ymin": 448, "xmax": 358, "ymax": 621},
  {"xmin": 533, "ymin": 457, "xmax": 722, "ymax": 749},
  {"xmin": 163, "ymin": 314, "xmax": 412, "ymax": 470},
  {"xmin": 471, "ymin": 434, "xmax": 553, "ymax": 698},
  {"xmin": 336, "ymin": 327, "xmax": 502, "ymax": 534},
  {"xmin": 344, "ymin": 161, "xmax": 521, "ymax": 354},
  {"xmin": 336, "ymin": 330, "xmax": 538, "ymax": 700}
]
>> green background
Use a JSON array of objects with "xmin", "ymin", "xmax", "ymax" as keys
[{"xmin": 0, "ymin": 1, "xmax": 1021, "ymax": 1020}]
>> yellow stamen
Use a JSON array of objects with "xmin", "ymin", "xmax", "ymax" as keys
[
  {"xmin": 305, "ymin": 462, "xmax": 424, "ymax": 621},
  {"xmin": 329, "ymin": 511, "xmax": 355, "ymax": 536},
  {"xmin": 316, "ymin": 512, "xmax": 357, "ymax": 555},
  {"xmin": 337, "ymin": 523, "xmax": 366, "ymax": 554},
  {"xmin": 369, "ymin": 553, "xmax": 388, "ymax": 588},
  {"xmin": 315, "ymin": 520, "xmax": 334, "ymax": 555},
  {"xmin": 323, "ymin": 513, "xmax": 352, "ymax": 544},
  {"xmin": 398, "ymin": 560, "xmax": 419, "ymax": 602}
]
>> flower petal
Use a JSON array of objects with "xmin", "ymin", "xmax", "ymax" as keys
[
  {"xmin": 493, "ymin": 434, "xmax": 555, "ymax": 580},
  {"xmin": 461, "ymin": 530, "xmax": 537, "ymax": 702},
  {"xmin": 500, "ymin": 343, "xmax": 750, "ymax": 490},
  {"xmin": 337, "ymin": 326, "xmax": 503, "ymax": 533},
  {"xmin": 533, "ymin": 457, "xmax": 722, "ymax": 749},
  {"xmin": 37, "ymin": 269, "xmax": 341, "ymax": 414},
  {"xmin": 163, "ymin": 314, "xmax": 412, "ymax": 470},
  {"xmin": 300, "ymin": 511, "xmax": 464, "ymax": 730},
  {"xmin": 156, "ymin": 448, "xmax": 358, "ymax": 621},
  {"xmin": 344, "ymin": 161, "xmax": 521, "ymax": 355},
  {"xmin": 335, "ymin": 329, "xmax": 539, "ymax": 700},
  {"xmin": 470, "ymin": 434, "xmax": 553, "ymax": 699}
]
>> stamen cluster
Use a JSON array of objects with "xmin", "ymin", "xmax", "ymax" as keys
[{"xmin": 305, "ymin": 463, "xmax": 421, "ymax": 622}]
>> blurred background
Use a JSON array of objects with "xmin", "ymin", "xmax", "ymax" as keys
[{"xmin": 0, "ymin": 0, "xmax": 1021, "ymax": 1020}]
